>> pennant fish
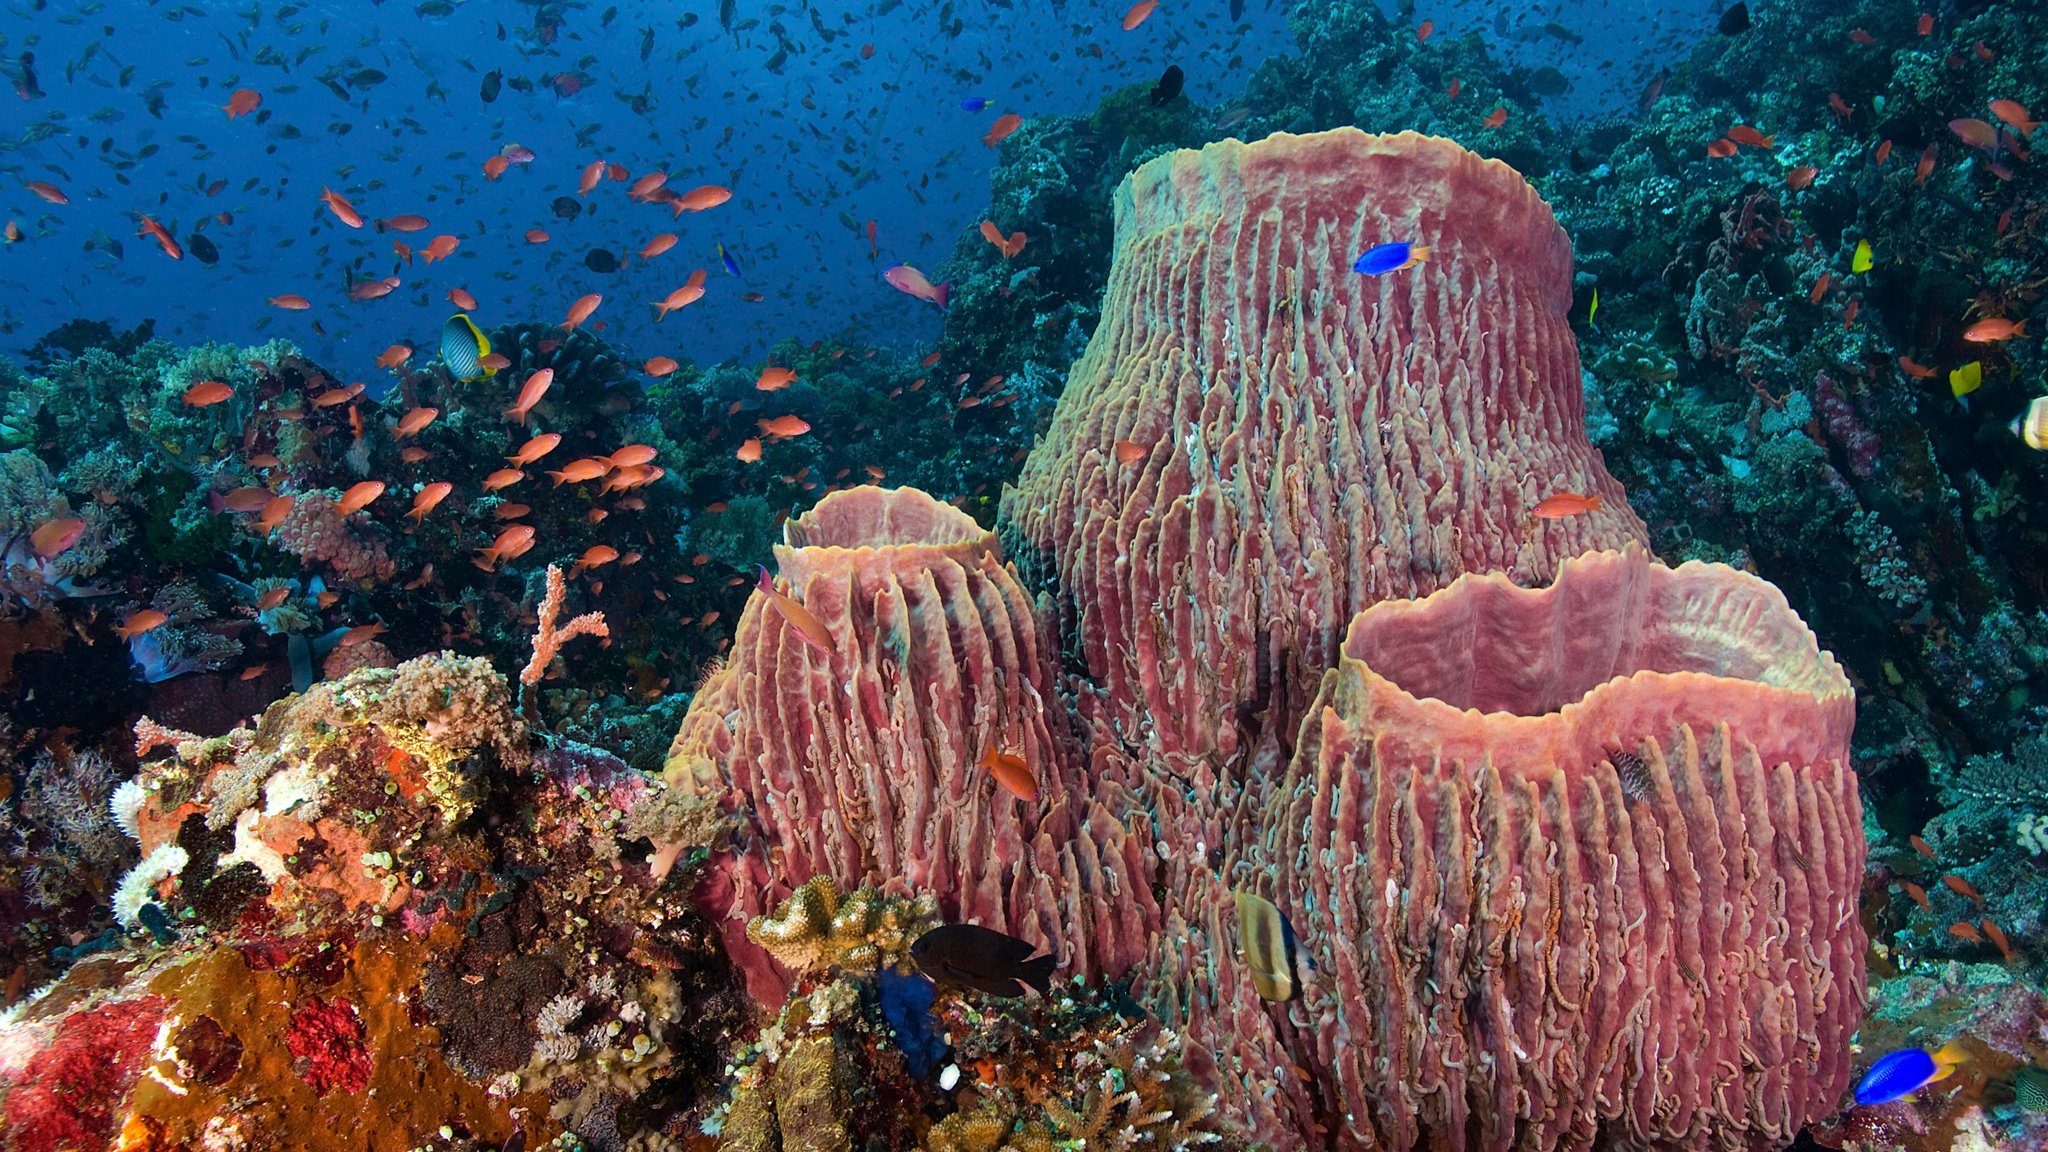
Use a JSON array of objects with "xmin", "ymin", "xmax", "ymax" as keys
[
  {"xmin": 1233, "ymin": 889, "xmax": 1304, "ymax": 1002},
  {"xmin": 440, "ymin": 313, "xmax": 495, "ymax": 382}
]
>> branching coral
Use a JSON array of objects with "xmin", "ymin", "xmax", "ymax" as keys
[{"xmin": 520, "ymin": 563, "xmax": 610, "ymax": 689}]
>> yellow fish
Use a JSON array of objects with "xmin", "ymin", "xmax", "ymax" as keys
[
  {"xmin": 1950, "ymin": 360, "xmax": 1982, "ymax": 398},
  {"xmin": 1852, "ymin": 239, "xmax": 1874, "ymax": 273},
  {"xmin": 1232, "ymin": 890, "xmax": 1304, "ymax": 1002}
]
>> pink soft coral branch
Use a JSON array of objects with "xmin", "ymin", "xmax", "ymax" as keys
[{"xmin": 519, "ymin": 564, "xmax": 608, "ymax": 688}]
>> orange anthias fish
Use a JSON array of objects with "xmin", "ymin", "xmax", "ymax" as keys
[
  {"xmin": 1122, "ymin": 0, "xmax": 1157, "ymax": 31},
  {"xmin": 1949, "ymin": 118, "xmax": 1998, "ymax": 152},
  {"xmin": 116, "ymin": 609, "xmax": 171, "ymax": 640},
  {"xmin": 1898, "ymin": 355, "xmax": 1939, "ymax": 380},
  {"xmin": 641, "ymin": 233, "xmax": 678, "ymax": 260},
  {"xmin": 1707, "ymin": 138, "xmax": 1738, "ymax": 159},
  {"xmin": 547, "ymin": 458, "xmax": 611, "ymax": 486},
  {"xmin": 29, "ymin": 517, "xmax": 86, "ymax": 559},
  {"xmin": 220, "ymin": 487, "xmax": 272, "ymax": 514},
  {"xmin": 645, "ymin": 356, "xmax": 679, "ymax": 377},
  {"xmin": 321, "ymin": 186, "xmax": 364, "ymax": 228},
  {"xmin": 448, "ymin": 287, "xmax": 479, "ymax": 310},
  {"xmin": 758, "ymin": 414, "xmax": 811, "ymax": 439},
  {"xmin": 1964, "ymin": 316, "xmax": 2027, "ymax": 342},
  {"xmin": 339, "ymin": 623, "xmax": 387, "ymax": 647},
  {"xmin": 508, "ymin": 432, "xmax": 563, "ymax": 466},
  {"xmin": 420, "ymin": 235, "xmax": 459, "ymax": 263},
  {"xmin": 182, "ymin": 380, "xmax": 233, "ymax": 407},
  {"xmin": 756, "ymin": 565, "xmax": 834, "ymax": 654},
  {"xmin": 1942, "ymin": 874, "xmax": 1985, "ymax": 904},
  {"xmin": 482, "ymin": 468, "xmax": 526, "ymax": 491},
  {"xmin": 579, "ymin": 160, "xmax": 605, "ymax": 196},
  {"xmin": 505, "ymin": 368, "xmax": 555, "ymax": 424},
  {"xmin": 337, "ymin": 480, "xmax": 386, "ymax": 517},
  {"xmin": 1989, "ymin": 99, "xmax": 2037, "ymax": 138},
  {"xmin": 609, "ymin": 444, "xmax": 658, "ymax": 468},
  {"xmin": 628, "ymin": 171, "xmax": 669, "ymax": 201},
  {"xmin": 406, "ymin": 482, "xmax": 453, "ymax": 521},
  {"xmin": 674, "ymin": 185, "xmax": 733, "ymax": 213},
  {"xmin": 255, "ymin": 585, "xmax": 292, "ymax": 611},
  {"xmin": 1533, "ymin": 492, "xmax": 1603, "ymax": 519},
  {"xmin": 376, "ymin": 344, "xmax": 413, "ymax": 369},
  {"xmin": 1483, "ymin": 106, "xmax": 1508, "ymax": 129},
  {"xmin": 1785, "ymin": 166, "xmax": 1819, "ymax": 190},
  {"xmin": 736, "ymin": 438, "xmax": 763, "ymax": 462},
  {"xmin": 655, "ymin": 271, "xmax": 708, "ymax": 319},
  {"xmin": 483, "ymin": 155, "xmax": 510, "ymax": 180},
  {"xmin": 1726, "ymin": 124, "xmax": 1775, "ymax": 148},
  {"xmin": 256, "ymin": 495, "xmax": 295, "ymax": 533},
  {"xmin": 572, "ymin": 545, "xmax": 620, "ymax": 574},
  {"xmin": 25, "ymin": 180, "xmax": 68, "ymax": 205},
  {"xmin": 979, "ymin": 745, "xmax": 1039, "ymax": 801},
  {"xmin": 476, "ymin": 524, "xmax": 536, "ymax": 571},
  {"xmin": 350, "ymin": 276, "xmax": 400, "ymax": 301},
  {"xmin": 757, "ymin": 365, "xmax": 797, "ymax": 391},
  {"xmin": 565, "ymin": 293, "xmax": 602, "ymax": 329},
  {"xmin": 393, "ymin": 406, "xmax": 438, "ymax": 438},
  {"xmin": 224, "ymin": 88, "xmax": 261, "ymax": 118},
  {"xmin": 269, "ymin": 294, "xmax": 311, "ymax": 310},
  {"xmin": 1113, "ymin": 439, "xmax": 1146, "ymax": 465},
  {"xmin": 137, "ymin": 215, "xmax": 183, "ymax": 259},
  {"xmin": 379, "ymin": 214, "xmax": 429, "ymax": 233},
  {"xmin": 982, "ymin": 113, "xmax": 1023, "ymax": 147}
]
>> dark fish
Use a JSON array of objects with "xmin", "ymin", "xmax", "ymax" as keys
[
  {"xmin": 350, "ymin": 68, "xmax": 388, "ymax": 88},
  {"xmin": 186, "ymin": 231, "xmax": 219, "ymax": 265},
  {"xmin": 480, "ymin": 69, "xmax": 502, "ymax": 103},
  {"xmin": 550, "ymin": 195, "xmax": 583, "ymax": 220},
  {"xmin": 719, "ymin": 0, "xmax": 735, "ymax": 34},
  {"xmin": 1529, "ymin": 66, "xmax": 1569, "ymax": 97},
  {"xmin": 1541, "ymin": 22, "xmax": 1583, "ymax": 44},
  {"xmin": 960, "ymin": 96, "xmax": 989, "ymax": 112},
  {"xmin": 1637, "ymin": 67, "xmax": 1669, "ymax": 111},
  {"xmin": 910, "ymin": 924, "xmax": 1056, "ymax": 997},
  {"xmin": 1150, "ymin": 64, "xmax": 1184, "ymax": 107},
  {"xmin": 1718, "ymin": 3, "xmax": 1749, "ymax": 34},
  {"xmin": 584, "ymin": 247, "xmax": 619, "ymax": 273},
  {"xmin": 640, "ymin": 26, "xmax": 655, "ymax": 63},
  {"xmin": 1229, "ymin": 0, "xmax": 1244, "ymax": 20},
  {"xmin": 1233, "ymin": 890, "xmax": 1302, "ymax": 1001},
  {"xmin": 14, "ymin": 52, "xmax": 43, "ymax": 101}
]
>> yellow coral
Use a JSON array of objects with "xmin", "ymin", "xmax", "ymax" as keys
[
  {"xmin": 745, "ymin": 877, "xmax": 937, "ymax": 977},
  {"xmin": 922, "ymin": 1107, "xmax": 1052, "ymax": 1152}
]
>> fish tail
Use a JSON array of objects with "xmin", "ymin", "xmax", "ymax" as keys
[
  {"xmin": 1410, "ymin": 245, "xmax": 1432, "ymax": 262},
  {"xmin": 1931, "ymin": 1040, "xmax": 1970, "ymax": 1072},
  {"xmin": 1016, "ymin": 952, "xmax": 1056, "ymax": 996}
]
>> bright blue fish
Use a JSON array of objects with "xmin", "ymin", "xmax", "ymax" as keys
[
  {"xmin": 1854, "ymin": 1042, "xmax": 1967, "ymax": 1107},
  {"xmin": 1353, "ymin": 241, "xmax": 1431, "ymax": 276},
  {"xmin": 960, "ymin": 96, "xmax": 989, "ymax": 111},
  {"xmin": 718, "ymin": 241, "xmax": 742, "ymax": 277}
]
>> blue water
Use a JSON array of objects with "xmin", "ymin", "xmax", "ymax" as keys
[{"xmin": 0, "ymin": 0, "xmax": 1706, "ymax": 381}]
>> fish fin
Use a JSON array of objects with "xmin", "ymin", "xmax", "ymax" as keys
[
  {"xmin": 1931, "ymin": 1040, "xmax": 1970, "ymax": 1071},
  {"xmin": 1410, "ymin": 244, "xmax": 1431, "ymax": 262},
  {"xmin": 1015, "ymin": 952, "xmax": 1056, "ymax": 996},
  {"xmin": 934, "ymin": 281, "xmax": 952, "ymax": 309}
]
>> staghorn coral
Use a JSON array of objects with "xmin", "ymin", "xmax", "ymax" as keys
[{"xmin": 745, "ymin": 877, "xmax": 938, "ymax": 979}]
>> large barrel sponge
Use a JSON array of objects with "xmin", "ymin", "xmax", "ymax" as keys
[
  {"xmin": 1207, "ymin": 548, "xmax": 1861, "ymax": 1151},
  {"xmin": 1001, "ymin": 128, "xmax": 1648, "ymax": 763}
]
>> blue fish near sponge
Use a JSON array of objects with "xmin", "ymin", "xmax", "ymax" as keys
[
  {"xmin": 1854, "ymin": 1041, "xmax": 1968, "ymax": 1107},
  {"xmin": 1353, "ymin": 240, "xmax": 1430, "ymax": 276}
]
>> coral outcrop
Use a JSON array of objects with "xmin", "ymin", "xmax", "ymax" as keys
[{"xmin": 1001, "ymin": 128, "xmax": 1648, "ymax": 763}]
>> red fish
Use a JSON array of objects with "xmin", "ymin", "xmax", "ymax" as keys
[
  {"xmin": 407, "ymin": 482, "xmax": 452, "ymax": 522},
  {"xmin": 378, "ymin": 214, "xmax": 429, "ymax": 233},
  {"xmin": 483, "ymin": 155, "xmax": 510, "ymax": 180},
  {"xmin": 505, "ymin": 368, "xmax": 554, "ymax": 424},
  {"xmin": 736, "ymin": 438, "xmax": 763, "ymax": 462},
  {"xmin": 183, "ymin": 380, "xmax": 233, "ymax": 407},
  {"xmin": 756, "ymin": 365, "xmax": 796, "ymax": 391},
  {"xmin": 979, "ymin": 746, "xmax": 1039, "ymax": 801},
  {"xmin": 117, "ymin": 609, "xmax": 170, "ymax": 640},
  {"xmin": 884, "ymin": 263, "xmax": 949, "ymax": 307},
  {"xmin": 1533, "ymin": 492, "xmax": 1602, "ymax": 519},
  {"xmin": 674, "ymin": 185, "xmax": 732, "ymax": 213},
  {"xmin": 1706, "ymin": 138, "xmax": 1738, "ymax": 158},
  {"xmin": 1122, "ymin": 0, "xmax": 1157, "ymax": 30},
  {"xmin": 640, "ymin": 233, "xmax": 677, "ymax": 260},
  {"xmin": 350, "ymin": 276, "xmax": 400, "ymax": 301},
  {"xmin": 756, "ymin": 565, "xmax": 834, "ymax": 654},
  {"xmin": 580, "ymin": 159, "xmax": 605, "ymax": 196},
  {"xmin": 1785, "ymin": 166, "xmax": 1818, "ymax": 190},
  {"xmin": 507, "ymin": 432, "xmax": 562, "ymax": 466},
  {"xmin": 269, "ymin": 293, "xmax": 311, "ymax": 310},
  {"xmin": 758, "ymin": 414, "xmax": 811, "ymax": 438},
  {"xmin": 137, "ymin": 215, "xmax": 183, "ymax": 259},
  {"xmin": 29, "ymin": 517, "xmax": 86, "ymax": 559},
  {"xmin": 337, "ymin": 480, "xmax": 386, "ymax": 517},
  {"xmin": 376, "ymin": 344, "xmax": 414, "ymax": 369},
  {"xmin": 224, "ymin": 88, "xmax": 261, "ymax": 118},
  {"xmin": 321, "ymin": 186, "xmax": 364, "ymax": 228},
  {"xmin": 1964, "ymin": 317, "xmax": 2026, "ymax": 342},
  {"xmin": 1915, "ymin": 143, "xmax": 1939, "ymax": 185},
  {"xmin": 393, "ymin": 406, "xmax": 438, "ymax": 438},
  {"xmin": 482, "ymin": 468, "xmax": 525, "ymax": 492},
  {"xmin": 1990, "ymin": 99, "xmax": 2037, "ymax": 138},
  {"xmin": 983, "ymin": 113, "xmax": 1023, "ymax": 147},
  {"xmin": 25, "ymin": 180, "xmax": 67, "ymax": 205},
  {"xmin": 1726, "ymin": 124, "xmax": 1774, "ymax": 148},
  {"xmin": 565, "ymin": 293, "xmax": 602, "ymax": 329},
  {"xmin": 1949, "ymin": 118, "xmax": 1998, "ymax": 151},
  {"xmin": 420, "ymin": 235, "xmax": 459, "ymax": 262},
  {"xmin": 1941, "ymin": 874, "xmax": 1984, "ymax": 904},
  {"xmin": 645, "ymin": 356, "xmax": 679, "ymax": 377}
]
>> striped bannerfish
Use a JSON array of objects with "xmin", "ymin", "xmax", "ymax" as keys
[
  {"xmin": 1233, "ymin": 889, "xmax": 1304, "ymax": 1002},
  {"xmin": 440, "ymin": 313, "xmax": 494, "ymax": 382}
]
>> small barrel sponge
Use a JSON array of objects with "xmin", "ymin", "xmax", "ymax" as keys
[
  {"xmin": 1001, "ymin": 128, "xmax": 1648, "ymax": 764},
  {"xmin": 666, "ymin": 486, "xmax": 1165, "ymax": 1002},
  {"xmin": 1209, "ymin": 547, "xmax": 1861, "ymax": 1152}
]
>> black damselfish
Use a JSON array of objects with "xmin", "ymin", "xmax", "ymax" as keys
[{"xmin": 910, "ymin": 924, "xmax": 1056, "ymax": 997}]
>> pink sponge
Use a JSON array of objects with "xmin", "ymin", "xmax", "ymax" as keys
[{"xmin": 1206, "ymin": 547, "xmax": 1861, "ymax": 1150}]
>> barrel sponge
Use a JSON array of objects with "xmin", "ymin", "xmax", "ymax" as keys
[
  {"xmin": 664, "ymin": 486, "xmax": 1163, "ymax": 1003},
  {"xmin": 1000, "ymin": 128, "xmax": 1648, "ymax": 762},
  {"xmin": 1209, "ymin": 547, "xmax": 1862, "ymax": 1151}
]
